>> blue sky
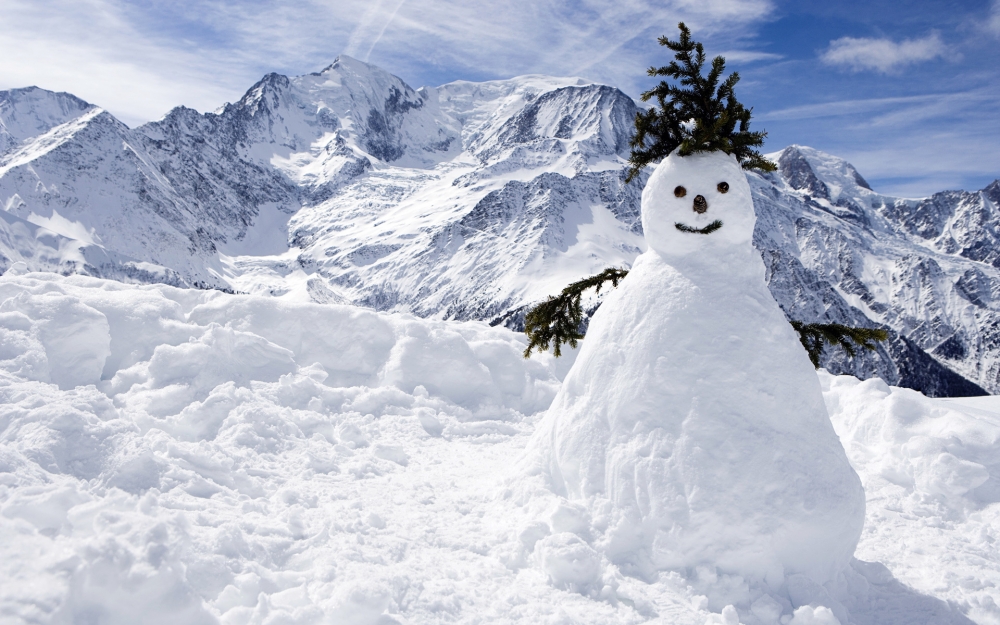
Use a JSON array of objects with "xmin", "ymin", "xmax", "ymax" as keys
[{"xmin": 2, "ymin": 0, "xmax": 997, "ymax": 197}]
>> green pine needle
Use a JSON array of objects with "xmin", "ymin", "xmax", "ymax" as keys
[
  {"xmin": 523, "ymin": 268, "xmax": 629, "ymax": 357},
  {"xmin": 625, "ymin": 22, "xmax": 776, "ymax": 183},
  {"xmin": 789, "ymin": 321, "xmax": 890, "ymax": 369}
]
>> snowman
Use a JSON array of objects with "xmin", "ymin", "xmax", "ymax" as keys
[{"xmin": 530, "ymin": 148, "xmax": 866, "ymax": 588}]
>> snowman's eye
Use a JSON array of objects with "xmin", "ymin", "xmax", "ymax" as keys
[
  {"xmin": 717, "ymin": 182, "xmax": 729, "ymax": 194},
  {"xmin": 674, "ymin": 186, "xmax": 687, "ymax": 198}
]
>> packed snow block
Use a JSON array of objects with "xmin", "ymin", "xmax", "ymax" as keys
[
  {"xmin": 188, "ymin": 297, "xmax": 396, "ymax": 388},
  {"xmin": 0, "ymin": 289, "xmax": 110, "ymax": 389},
  {"xmin": 535, "ymin": 532, "xmax": 604, "ymax": 593},
  {"xmin": 381, "ymin": 321, "xmax": 562, "ymax": 415},
  {"xmin": 0, "ymin": 373, "xmax": 131, "ymax": 489},
  {"xmin": 144, "ymin": 324, "xmax": 297, "ymax": 392},
  {"xmin": 187, "ymin": 294, "xmax": 558, "ymax": 414},
  {"xmin": 381, "ymin": 325, "xmax": 500, "ymax": 410},
  {"xmin": 0, "ymin": 309, "xmax": 48, "ymax": 380},
  {"xmin": 824, "ymin": 373, "xmax": 1000, "ymax": 507},
  {"xmin": 1, "ymin": 484, "xmax": 90, "ymax": 535},
  {"xmin": 53, "ymin": 547, "xmax": 218, "ymax": 625},
  {"xmin": 534, "ymin": 152, "xmax": 865, "ymax": 586}
]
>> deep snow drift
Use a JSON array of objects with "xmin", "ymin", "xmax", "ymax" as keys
[
  {"xmin": 0, "ymin": 272, "xmax": 997, "ymax": 624},
  {"xmin": 529, "ymin": 152, "xmax": 866, "ymax": 593}
]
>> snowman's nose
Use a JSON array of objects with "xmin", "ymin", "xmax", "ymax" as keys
[{"xmin": 693, "ymin": 195, "xmax": 708, "ymax": 214}]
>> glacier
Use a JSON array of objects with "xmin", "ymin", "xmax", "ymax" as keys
[{"xmin": 1, "ymin": 57, "xmax": 999, "ymax": 398}]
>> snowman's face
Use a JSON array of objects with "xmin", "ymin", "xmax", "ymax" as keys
[{"xmin": 640, "ymin": 151, "xmax": 755, "ymax": 258}]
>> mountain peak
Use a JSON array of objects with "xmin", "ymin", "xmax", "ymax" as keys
[
  {"xmin": 322, "ymin": 55, "xmax": 366, "ymax": 71},
  {"xmin": 0, "ymin": 86, "xmax": 95, "ymax": 149},
  {"xmin": 769, "ymin": 145, "xmax": 873, "ymax": 200}
]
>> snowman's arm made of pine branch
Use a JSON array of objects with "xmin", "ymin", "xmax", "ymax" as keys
[
  {"xmin": 523, "ymin": 268, "xmax": 629, "ymax": 357},
  {"xmin": 789, "ymin": 321, "xmax": 889, "ymax": 368},
  {"xmin": 524, "ymin": 268, "xmax": 889, "ymax": 364}
]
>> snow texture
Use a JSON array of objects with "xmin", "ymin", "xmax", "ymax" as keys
[
  {"xmin": 529, "ymin": 152, "xmax": 865, "ymax": 591},
  {"xmin": 0, "ymin": 271, "xmax": 993, "ymax": 624}
]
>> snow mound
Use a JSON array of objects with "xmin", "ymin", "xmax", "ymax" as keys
[
  {"xmin": 0, "ymin": 289, "xmax": 111, "ymax": 389},
  {"xmin": 822, "ymin": 372, "xmax": 1000, "ymax": 624},
  {"xmin": 0, "ymin": 272, "xmax": 575, "ymax": 624},
  {"xmin": 530, "ymin": 152, "xmax": 866, "ymax": 594}
]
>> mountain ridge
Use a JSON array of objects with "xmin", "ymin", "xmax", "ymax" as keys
[{"xmin": 1, "ymin": 56, "xmax": 998, "ymax": 396}]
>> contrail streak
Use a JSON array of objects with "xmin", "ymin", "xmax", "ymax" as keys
[{"xmin": 365, "ymin": 0, "xmax": 408, "ymax": 62}]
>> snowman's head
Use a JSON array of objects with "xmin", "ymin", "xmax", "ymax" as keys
[{"xmin": 640, "ymin": 150, "xmax": 755, "ymax": 259}]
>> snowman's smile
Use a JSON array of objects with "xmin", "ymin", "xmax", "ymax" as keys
[{"xmin": 675, "ymin": 220, "xmax": 723, "ymax": 234}]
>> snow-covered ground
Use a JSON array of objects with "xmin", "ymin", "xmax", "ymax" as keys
[{"xmin": 0, "ymin": 273, "xmax": 997, "ymax": 624}]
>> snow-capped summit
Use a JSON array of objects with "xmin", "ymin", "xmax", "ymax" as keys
[
  {"xmin": 771, "ymin": 145, "xmax": 873, "ymax": 201},
  {"xmin": 0, "ymin": 102, "xmax": 220, "ymax": 283},
  {"xmin": 208, "ymin": 54, "xmax": 460, "ymax": 172},
  {"xmin": 452, "ymin": 82, "xmax": 636, "ymax": 170},
  {"xmin": 0, "ymin": 87, "xmax": 94, "ymax": 154}
]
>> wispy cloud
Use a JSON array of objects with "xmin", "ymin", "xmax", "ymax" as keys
[
  {"xmin": 0, "ymin": 0, "xmax": 262, "ymax": 126},
  {"xmin": 758, "ymin": 89, "xmax": 1000, "ymax": 124},
  {"xmin": 836, "ymin": 128, "xmax": 1000, "ymax": 197},
  {"xmin": 758, "ymin": 87, "xmax": 1000, "ymax": 197},
  {"xmin": 0, "ymin": 0, "xmax": 775, "ymax": 126},
  {"xmin": 716, "ymin": 50, "xmax": 782, "ymax": 63},
  {"xmin": 820, "ymin": 32, "xmax": 952, "ymax": 73},
  {"xmin": 988, "ymin": 0, "xmax": 1000, "ymax": 37},
  {"xmin": 344, "ymin": 0, "xmax": 409, "ymax": 62}
]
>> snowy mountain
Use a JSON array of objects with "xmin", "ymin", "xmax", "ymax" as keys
[
  {"xmin": 755, "ymin": 146, "xmax": 999, "ymax": 397},
  {"xmin": 2, "ymin": 58, "xmax": 999, "ymax": 396}
]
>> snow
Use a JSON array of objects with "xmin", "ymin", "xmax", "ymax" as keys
[
  {"xmin": 0, "ymin": 87, "xmax": 94, "ymax": 154},
  {"xmin": 822, "ymin": 373, "xmax": 1000, "ymax": 623},
  {"xmin": 0, "ymin": 270, "xmax": 995, "ymax": 624},
  {"xmin": 1, "ymin": 57, "xmax": 998, "ymax": 624},
  {"xmin": 0, "ymin": 107, "xmax": 228, "ymax": 284}
]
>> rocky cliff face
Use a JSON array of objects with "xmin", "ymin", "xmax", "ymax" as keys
[
  {"xmin": 1, "ymin": 59, "xmax": 997, "ymax": 396},
  {"xmin": 754, "ymin": 145, "xmax": 994, "ymax": 396}
]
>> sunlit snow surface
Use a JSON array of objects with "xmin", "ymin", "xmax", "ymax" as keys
[{"xmin": 0, "ymin": 273, "xmax": 997, "ymax": 624}]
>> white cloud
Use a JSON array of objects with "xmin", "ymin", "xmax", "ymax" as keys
[
  {"xmin": 820, "ymin": 32, "xmax": 951, "ymax": 73},
  {"xmin": 0, "ymin": 0, "xmax": 775, "ymax": 126},
  {"xmin": 0, "ymin": 0, "xmax": 262, "ymax": 126},
  {"xmin": 988, "ymin": 0, "xmax": 1000, "ymax": 37},
  {"xmin": 716, "ymin": 50, "xmax": 782, "ymax": 63},
  {"xmin": 758, "ymin": 89, "xmax": 999, "ymax": 124},
  {"xmin": 756, "ymin": 88, "xmax": 1000, "ymax": 197}
]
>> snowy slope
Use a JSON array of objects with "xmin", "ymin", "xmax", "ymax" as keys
[
  {"xmin": 2, "ymin": 60, "xmax": 1000, "ymax": 395},
  {"xmin": 0, "ymin": 87, "xmax": 93, "ymax": 154},
  {"xmin": 224, "ymin": 69, "xmax": 645, "ymax": 321},
  {"xmin": 0, "ymin": 272, "xmax": 994, "ymax": 624},
  {"xmin": 755, "ymin": 146, "xmax": 1000, "ymax": 396},
  {"xmin": 0, "ymin": 90, "xmax": 229, "ymax": 286}
]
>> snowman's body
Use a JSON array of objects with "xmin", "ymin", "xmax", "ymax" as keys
[{"xmin": 536, "ymin": 151, "xmax": 865, "ymax": 585}]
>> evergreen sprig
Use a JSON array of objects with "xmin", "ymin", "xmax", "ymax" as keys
[
  {"xmin": 523, "ymin": 268, "xmax": 629, "ymax": 357},
  {"xmin": 626, "ymin": 23, "xmax": 776, "ymax": 183},
  {"xmin": 789, "ymin": 321, "xmax": 889, "ymax": 368},
  {"xmin": 524, "ymin": 268, "xmax": 890, "ymax": 365}
]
